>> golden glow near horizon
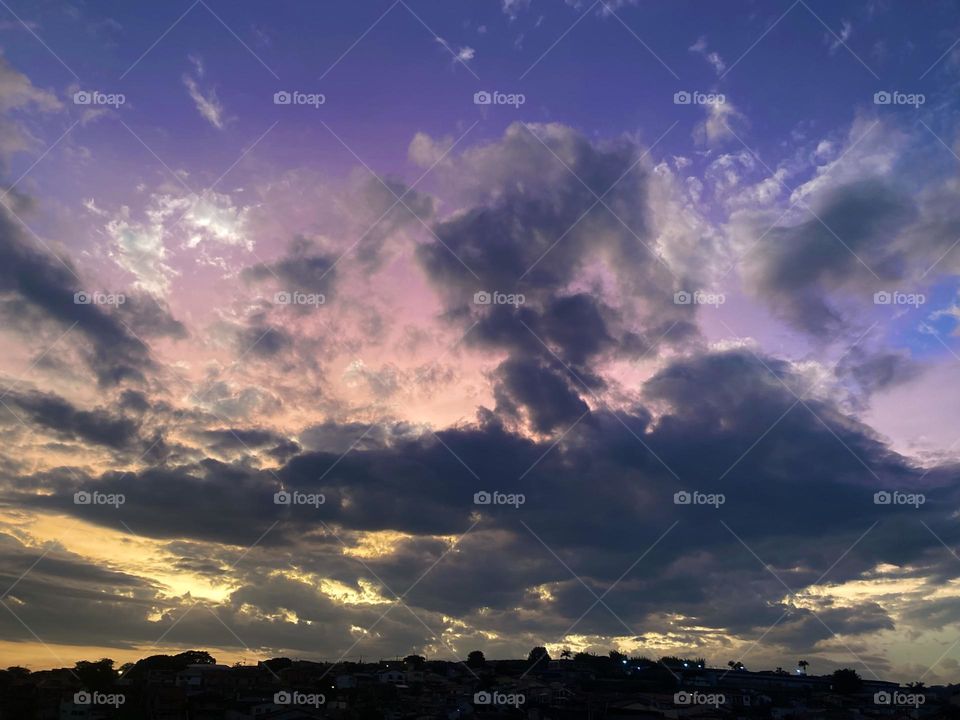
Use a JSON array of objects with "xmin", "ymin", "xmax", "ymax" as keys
[
  {"xmin": 0, "ymin": 640, "xmax": 252, "ymax": 672},
  {"xmin": 4, "ymin": 511, "xmax": 235, "ymax": 603},
  {"xmin": 6, "ymin": 499, "xmax": 960, "ymax": 683}
]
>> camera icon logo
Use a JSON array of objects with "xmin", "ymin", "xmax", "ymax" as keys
[
  {"xmin": 673, "ymin": 91, "xmax": 692, "ymax": 105},
  {"xmin": 874, "ymin": 691, "xmax": 891, "ymax": 705},
  {"xmin": 474, "ymin": 691, "xmax": 492, "ymax": 704},
  {"xmin": 873, "ymin": 290, "xmax": 892, "ymax": 305},
  {"xmin": 74, "ymin": 491, "xmax": 92, "ymax": 505},
  {"xmin": 274, "ymin": 690, "xmax": 292, "ymax": 704},
  {"xmin": 474, "ymin": 491, "xmax": 492, "ymax": 505},
  {"xmin": 674, "ymin": 290, "xmax": 692, "ymax": 305},
  {"xmin": 74, "ymin": 691, "xmax": 92, "ymax": 705},
  {"xmin": 73, "ymin": 91, "xmax": 92, "ymax": 105},
  {"xmin": 474, "ymin": 91, "xmax": 492, "ymax": 105},
  {"xmin": 873, "ymin": 491, "xmax": 892, "ymax": 505},
  {"xmin": 74, "ymin": 291, "xmax": 91, "ymax": 304},
  {"xmin": 274, "ymin": 291, "xmax": 292, "ymax": 305},
  {"xmin": 274, "ymin": 491, "xmax": 292, "ymax": 505},
  {"xmin": 474, "ymin": 291, "xmax": 491, "ymax": 305},
  {"xmin": 274, "ymin": 91, "xmax": 292, "ymax": 105},
  {"xmin": 873, "ymin": 91, "xmax": 892, "ymax": 105},
  {"xmin": 674, "ymin": 691, "xmax": 691, "ymax": 705},
  {"xmin": 674, "ymin": 490, "xmax": 692, "ymax": 505}
]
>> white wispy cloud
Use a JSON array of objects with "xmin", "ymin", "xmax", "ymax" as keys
[
  {"xmin": 689, "ymin": 35, "xmax": 726, "ymax": 75},
  {"xmin": 183, "ymin": 66, "xmax": 225, "ymax": 130},
  {"xmin": 434, "ymin": 36, "xmax": 475, "ymax": 65}
]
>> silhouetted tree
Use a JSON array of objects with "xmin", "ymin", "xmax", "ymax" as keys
[
  {"xmin": 798, "ymin": 659, "xmax": 809, "ymax": 674},
  {"xmin": 527, "ymin": 646, "xmax": 551, "ymax": 670},
  {"xmin": 466, "ymin": 650, "xmax": 486, "ymax": 668},
  {"xmin": 560, "ymin": 648, "xmax": 572, "ymax": 660},
  {"xmin": 178, "ymin": 650, "xmax": 216, "ymax": 665},
  {"xmin": 831, "ymin": 668, "xmax": 862, "ymax": 694},
  {"xmin": 126, "ymin": 650, "xmax": 219, "ymax": 682},
  {"xmin": 74, "ymin": 659, "xmax": 115, "ymax": 690}
]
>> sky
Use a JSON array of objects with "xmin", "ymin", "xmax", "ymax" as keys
[{"xmin": 0, "ymin": 0, "xmax": 960, "ymax": 684}]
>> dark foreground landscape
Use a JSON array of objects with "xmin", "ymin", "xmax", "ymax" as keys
[{"xmin": 1, "ymin": 648, "xmax": 952, "ymax": 719}]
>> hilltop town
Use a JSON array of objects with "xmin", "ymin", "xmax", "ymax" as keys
[{"xmin": 1, "ymin": 648, "xmax": 955, "ymax": 719}]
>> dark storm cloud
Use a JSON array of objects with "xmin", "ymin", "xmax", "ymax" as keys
[
  {"xmin": 415, "ymin": 124, "xmax": 698, "ymax": 431},
  {"xmin": 755, "ymin": 601, "xmax": 895, "ymax": 654},
  {"xmin": 836, "ymin": 346, "xmax": 920, "ymax": 404},
  {"xmin": 537, "ymin": 293, "xmax": 616, "ymax": 366},
  {"xmin": 744, "ymin": 180, "xmax": 915, "ymax": 337},
  {"xmin": 492, "ymin": 356, "xmax": 589, "ymax": 434},
  {"xmin": 418, "ymin": 124, "xmax": 679, "ymax": 307},
  {"xmin": 0, "ymin": 208, "xmax": 181, "ymax": 386},
  {"xmin": 238, "ymin": 322, "xmax": 293, "ymax": 358},
  {"xmin": 115, "ymin": 293, "xmax": 188, "ymax": 340},
  {"xmin": 199, "ymin": 427, "xmax": 299, "ymax": 460},
  {"xmin": 2, "ymin": 389, "xmax": 140, "ymax": 450},
  {"xmin": 243, "ymin": 235, "xmax": 337, "ymax": 295},
  {"xmin": 298, "ymin": 420, "xmax": 422, "ymax": 453},
  {"xmin": 740, "ymin": 119, "xmax": 960, "ymax": 342},
  {"xmin": 118, "ymin": 389, "xmax": 151, "ymax": 413},
  {"xmin": 9, "ymin": 346, "xmax": 960, "ymax": 661},
  {"xmin": 467, "ymin": 295, "xmax": 616, "ymax": 379}
]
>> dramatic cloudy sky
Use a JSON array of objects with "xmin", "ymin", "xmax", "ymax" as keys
[{"xmin": 1, "ymin": 0, "xmax": 960, "ymax": 684}]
